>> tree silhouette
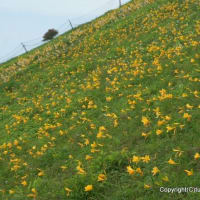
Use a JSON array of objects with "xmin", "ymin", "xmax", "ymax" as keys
[{"xmin": 43, "ymin": 29, "xmax": 58, "ymax": 41}]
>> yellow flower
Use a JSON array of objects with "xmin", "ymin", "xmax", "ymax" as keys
[
  {"xmin": 27, "ymin": 193, "xmax": 36, "ymax": 198},
  {"xmin": 194, "ymin": 153, "xmax": 200, "ymax": 160},
  {"xmin": 99, "ymin": 126, "xmax": 106, "ymax": 131},
  {"xmin": 182, "ymin": 93, "xmax": 188, "ymax": 97},
  {"xmin": 13, "ymin": 140, "xmax": 19, "ymax": 146},
  {"xmin": 144, "ymin": 184, "xmax": 151, "ymax": 189},
  {"xmin": 32, "ymin": 188, "xmax": 36, "ymax": 193},
  {"xmin": 141, "ymin": 116, "xmax": 150, "ymax": 126},
  {"xmin": 98, "ymin": 174, "xmax": 107, "ymax": 182},
  {"xmin": 141, "ymin": 132, "xmax": 148, "ymax": 139},
  {"xmin": 152, "ymin": 167, "xmax": 160, "ymax": 176},
  {"xmin": 60, "ymin": 130, "xmax": 65, "ymax": 135},
  {"xmin": 173, "ymin": 149, "xmax": 184, "ymax": 157},
  {"xmin": 127, "ymin": 165, "xmax": 135, "ymax": 175},
  {"xmin": 162, "ymin": 176, "xmax": 169, "ymax": 182},
  {"xmin": 136, "ymin": 168, "xmax": 143, "ymax": 176},
  {"xmin": 65, "ymin": 187, "xmax": 72, "ymax": 196},
  {"xmin": 84, "ymin": 139, "xmax": 90, "ymax": 145},
  {"xmin": 91, "ymin": 142, "xmax": 97, "ymax": 148},
  {"xmin": 91, "ymin": 148, "xmax": 100, "ymax": 153},
  {"xmin": 85, "ymin": 155, "xmax": 93, "ymax": 160},
  {"xmin": 106, "ymin": 97, "xmax": 112, "ymax": 102},
  {"xmin": 186, "ymin": 104, "xmax": 193, "ymax": 109},
  {"xmin": 27, "ymin": 188, "xmax": 37, "ymax": 198},
  {"xmin": 157, "ymin": 120, "xmax": 165, "ymax": 126},
  {"xmin": 76, "ymin": 165, "xmax": 86, "ymax": 175},
  {"xmin": 38, "ymin": 171, "xmax": 44, "ymax": 177},
  {"xmin": 85, "ymin": 185, "xmax": 93, "ymax": 192},
  {"xmin": 9, "ymin": 190, "xmax": 15, "ymax": 194},
  {"xmin": 165, "ymin": 116, "xmax": 171, "ymax": 121},
  {"xmin": 168, "ymin": 158, "xmax": 177, "ymax": 165},
  {"xmin": 141, "ymin": 155, "xmax": 150, "ymax": 163},
  {"xmin": 113, "ymin": 120, "xmax": 118, "ymax": 127},
  {"xmin": 166, "ymin": 125, "xmax": 175, "ymax": 132},
  {"xmin": 97, "ymin": 132, "xmax": 105, "ymax": 138},
  {"xmin": 132, "ymin": 156, "xmax": 140, "ymax": 164},
  {"xmin": 183, "ymin": 113, "xmax": 191, "ymax": 121},
  {"xmin": 193, "ymin": 90, "xmax": 199, "ymax": 98},
  {"xmin": 156, "ymin": 129, "xmax": 163, "ymax": 135},
  {"xmin": 60, "ymin": 166, "xmax": 67, "ymax": 171},
  {"xmin": 21, "ymin": 180, "xmax": 27, "ymax": 186},
  {"xmin": 184, "ymin": 169, "xmax": 193, "ymax": 176},
  {"xmin": 90, "ymin": 124, "xmax": 96, "ymax": 129},
  {"xmin": 7, "ymin": 142, "xmax": 12, "ymax": 148}
]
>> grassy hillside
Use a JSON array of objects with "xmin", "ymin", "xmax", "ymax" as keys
[{"xmin": 0, "ymin": 0, "xmax": 200, "ymax": 199}]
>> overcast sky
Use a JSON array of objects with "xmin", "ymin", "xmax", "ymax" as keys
[{"xmin": 0, "ymin": 0, "xmax": 130, "ymax": 63}]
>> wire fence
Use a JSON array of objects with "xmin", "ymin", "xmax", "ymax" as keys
[{"xmin": 0, "ymin": 0, "xmax": 131, "ymax": 64}]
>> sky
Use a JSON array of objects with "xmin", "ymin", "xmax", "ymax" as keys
[{"xmin": 0, "ymin": 0, "xmax": 130, "ymax": 63}]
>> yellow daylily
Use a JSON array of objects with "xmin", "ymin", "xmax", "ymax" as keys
[
  {"xmin": 152, "ymin": 167, "xmax": 160, "ymax": 176},
  {"xmin": 184, "ymin": 169, "xmax": 193, "ymax": 176},
  {"xmin": 85, "ymin": 185, "xmax": 93, "ymax": 192},
  {"xmin": 194, "ymin": 153, "xmax": 200, "ymax": 160},
  {"xmin": 98, "ymin": 174, "xmax": 107, "ymax": 182},
  {"xmin": 141, "ymin": 116, "xmax": 150, "ymax": 126},
  {"xmin": 168, "ymin": 158, "xmax": 177, "ymax": 165},
  {"xmin": 127, "ymin": 166, "xmax": 135, "ymax": 175}
]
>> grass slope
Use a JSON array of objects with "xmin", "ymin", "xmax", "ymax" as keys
[{"xmin": 0, "ymin": 0, "xmax": 200, "ymax": 199}]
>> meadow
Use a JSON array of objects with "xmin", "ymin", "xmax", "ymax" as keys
[{"xmin": 0, "ymin": 0, "xmax": 200, "ymax": 199}]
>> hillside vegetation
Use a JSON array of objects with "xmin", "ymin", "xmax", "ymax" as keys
[{"xmin": 0, "ymin": 0, "xmax": 200, "ymax": 199}]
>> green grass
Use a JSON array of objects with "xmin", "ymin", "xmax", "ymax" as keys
[{"xmin": 0, "ymin": 0, "xmax": 200, "ymax": 199}]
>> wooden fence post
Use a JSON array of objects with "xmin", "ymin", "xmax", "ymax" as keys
[
  {"xmin": 69, "ymin": 19, "xmax": 74, "ymax": 30},
  {"xmin": 119, "ymin": 0, "xmax": 122, "ymax": 7},
  {"xmin": 21, "ymin": 43, "xmax": 28, "ymax": 53}
]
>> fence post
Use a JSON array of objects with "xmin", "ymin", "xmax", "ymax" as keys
[
  {"xmin": 119, "ymin": 0, "xmax": 121, "ymax": 7},
  {"xmin": 21, "ymin": 43, "xmax": 28, "ymax": 53},
  {"xmin": 68, "ymin": 19, "xmax": 74, "ymax": 30}
]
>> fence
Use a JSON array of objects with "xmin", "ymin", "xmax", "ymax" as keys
[{"xmin": 0, "ymin": 0, "xmax": 131, "ymax": 64}]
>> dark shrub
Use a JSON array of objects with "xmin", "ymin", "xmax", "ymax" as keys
[{"xmin": 42, "ymin": 29, "xmax": 58, "ymax": 41}]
